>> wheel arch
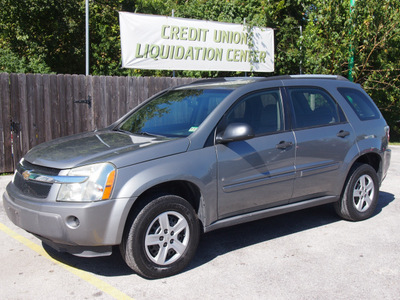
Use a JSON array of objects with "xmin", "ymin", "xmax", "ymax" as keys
[
  {"xmin": 339, "ymin": 151, "xmax": 381, "ymax": 200},
  {"xmin": 139, "ymin": 180, "xmax": 202, "ymax": 214},
  {"xmin": 121, "ymin": 180, "xmax": 204, "ymax": 241},
  {"xmin": 352, "ymin": 152, "xmax": 381, "ymax": 179},
  {"xmin": 338, "ymin": 150, "xmax": 381, "ymax": 197}
]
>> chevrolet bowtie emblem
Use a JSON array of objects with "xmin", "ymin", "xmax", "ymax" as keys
[{"xmin": 22, "ymin": 170, "xmax": 31, "ymax": 181}]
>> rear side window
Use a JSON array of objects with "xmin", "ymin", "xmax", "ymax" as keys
[
  {"xmin": 338, "ymin": 88, "xmax": 380, "ymax": 120},
  {"xmin": 289, "ymin": 88, "xmax": 345, "ymax": 129}
]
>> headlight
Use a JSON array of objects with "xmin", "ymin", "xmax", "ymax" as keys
[{"xmin": 57, "ymin": 163, "xmax": 116, "ymax": 202}]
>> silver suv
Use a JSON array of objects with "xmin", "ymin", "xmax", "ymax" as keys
[{"xmin": 3, "ymin": 75, "xmax": 391, "ymax": 278}]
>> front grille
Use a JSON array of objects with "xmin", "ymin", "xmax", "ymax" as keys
[
  {"xmin": 17, "ymin": 160, "xmax": 60, "ymax": 176},
  {"xmin": 14, "ymin": 161, "xmax": 61, "ymax": 199},
  {"xmin": 14, "ymin": 172, "xmax": 52, "ymax": 198}
]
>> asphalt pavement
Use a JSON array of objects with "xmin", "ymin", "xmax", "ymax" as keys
[{"xmin": 1, "ymin": 146, "xmax": 399, "ymax": 300}]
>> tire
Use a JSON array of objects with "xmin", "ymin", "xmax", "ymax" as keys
[
  {"xmin": 335, "ymin": 163, "xmax": 379, "ymax": 221},
  {"xmin": 120, "ymin": 195, "xmax": 200, "ymax": 279}
]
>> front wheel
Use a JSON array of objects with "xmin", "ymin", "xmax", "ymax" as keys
[
  {"xmin": 120, "ymin": 195, "xmax": 200, "ymax": 279},
  {"xmin": 335, "ymin": 164, "xmax": 379, "ymax": 221}
]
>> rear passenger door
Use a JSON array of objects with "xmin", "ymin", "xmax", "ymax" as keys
[
  {"xmin": 216, "ymin": 89, "xmax": 296, "ymax": 218},
  {"xmin": 287, "ymin": 87, "xmax": 355, "ymax": 202}
]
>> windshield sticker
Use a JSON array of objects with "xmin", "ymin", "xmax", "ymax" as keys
[{"xmin": 188, "ymin": 127, "xmax": 198, "ymax": 133}]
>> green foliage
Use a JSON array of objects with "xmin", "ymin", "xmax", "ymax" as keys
[
  {"xmin": 298, "ymin": 0, "xmax": 400, "ymax": 140},
  {"xmin": 352, "ymin": 0, "xmax": 400, "ymax": 140},
  {"xmin": 0, "ymin": 0, "xmax": 85, "ymax": 74},
  {"xmin": 301, "ymin": 0, "xmax": 350, "ymax": 75},
  {"xmin": 89, "ymin": 1, "xmax": 124, "ymax": 75},
  {"xmin": 0, "ymin": 44, "xmax": 52, "ymax": 73}
]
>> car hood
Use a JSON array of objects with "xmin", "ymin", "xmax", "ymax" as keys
[{"xmin": 23, "ymin": 130, "xmax": 190, "ymax": 169}]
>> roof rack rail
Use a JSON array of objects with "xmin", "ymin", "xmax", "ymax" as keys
[
  {"xmin": 180, "ymin": 75, "xmax": 349, "ymax": 88},
  {"xmin": 289, "ymin": 74, "xmax": 349, "ymax": 81},
  {"xmin": 191, "ymin": 77, "xmax": 265, "ymax": 85}
]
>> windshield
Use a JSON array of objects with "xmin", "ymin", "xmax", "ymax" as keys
[{"xmin": 118, "ymin": 89, "xmax": 232, "ymax": 137}]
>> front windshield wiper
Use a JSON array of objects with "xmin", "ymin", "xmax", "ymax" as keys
[
  {"xmin": 135, "ymin": 131, "xmax": 166, "ymax": 138},
  {"xmin": 115, "ymin": 127, "xmax": 167, "ymax": 138},
  {"xmin": 115, "ymin": 128, "xmax": 133, "ymax": 135}
]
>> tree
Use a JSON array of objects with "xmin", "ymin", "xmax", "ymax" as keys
[
  {"xmin": 300, "ymin": 0, "xmax": 400, "ymax": 140},
  {"xmin": 0, "ymin": 0, "xmax": 85, "ymax": 74},
  {"xmin": 352, "ymin": 0, "xmax": 400, "ymax": 140}
]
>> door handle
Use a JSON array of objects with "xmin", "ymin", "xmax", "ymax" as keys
[
  {"xmin": 337, "ymin": 130, "xmax": 350, "ymax": 138},
  {"xmin": 276, "ymin": 141, "xmax": 293, "ymax": 150}
]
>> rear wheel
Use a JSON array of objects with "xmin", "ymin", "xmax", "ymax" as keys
[
  {"xmin": 335, "ymin": 163, "xmax": 379, "ymax": 221},
  {"xmin": 120, "ymin": 195, "xmax": 200, "ymax": 279}
]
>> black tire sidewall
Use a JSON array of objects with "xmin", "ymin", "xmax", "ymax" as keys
[
  {"xmin": 125, "ymin": 195, "xmax": 200, "ymax": 279},
  {"xmin": 342, "ymin": 164, "xmax": 379, "ymax": 221}
]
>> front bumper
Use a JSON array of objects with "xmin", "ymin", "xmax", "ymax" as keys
[{"xmin": 3, "ymin": 182, "xmax": 134, "ymax": 257}]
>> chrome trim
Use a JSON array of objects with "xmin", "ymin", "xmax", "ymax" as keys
[{"xmin": 21, "ymin": 169, "xmax": 87, "ymax": 184}]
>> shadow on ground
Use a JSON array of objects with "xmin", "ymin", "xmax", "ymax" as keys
[{"xmin": 43, "ymin": 191, "xmax": 395, "ymax": 278}]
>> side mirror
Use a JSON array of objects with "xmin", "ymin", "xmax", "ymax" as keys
[{"xmin": 216, "ymin": 123, "xmax": 255, "ymax": 144}]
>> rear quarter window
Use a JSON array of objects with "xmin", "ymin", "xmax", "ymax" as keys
[{"xmin": 338, "ymin": 88, "xmax": 380, "ymax": 120}]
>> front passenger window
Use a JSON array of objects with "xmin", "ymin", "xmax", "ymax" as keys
[{"xmin": 225, "ymin": 89, "xmax": 284, "ymax": 136}]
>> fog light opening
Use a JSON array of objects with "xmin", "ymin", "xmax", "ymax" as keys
[{"xmin": 66, "ymin": 216, "xmax": 80, "ymax": 228}]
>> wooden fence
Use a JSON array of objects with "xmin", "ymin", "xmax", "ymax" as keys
[{"xmin": 0, "ymin": 73, "xmax": 196, "ymax": 173}]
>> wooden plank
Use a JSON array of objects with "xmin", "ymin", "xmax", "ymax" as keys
[
  {"xmin": 107, "ymin": 76, "xmax": 117, "ymax": 125},
  {"xmin": 72, "ymin": 74, "xmax": 87, "ymax": 133},
  {"xmin": 118, "ymin": 76, "xmax": 127, "ymax": 119},
  {"xmin": 35, "ymin": 74, "xmax": 45, "ymax": 146},
  {"xmin": 17, "ymin": 73, "xmax": 30, "ymax": 159},
  {"xmin": 0, "ymin": 73, "xmax": 13, "ymax": 172},
  {"xmin": 103, "ymin": 76, "xmax": 111, "ymax": 126},
  {"xmin": 25, "ymin": 74, "xmax": 35, "ymax": 150},
  {"xmin": 78, "ymin": 74, "xmax": 89, "ymax": 133},
  {"xmin": 86, "ymin": 75, "xmax": 95, "ymax": 131},
  {"xmin": 50, "ymin": 75, "xmax": 63, "ymax": 140},
  {"xmin": 9, "ymin": 74, "xmax": 22, "ymax": 167},
  {"xmin": 161, "ymin": 77, "xmax": 170, "ymax": 91},
  {"xmin": 148, "ymin": 77, "xmax": 157, "ymax": 98},
  {"xmin": 115, "ymin": 76, "xmax": 122, "ymax": 120},
  {"xmin": 51, "ymin": 74, "xmax": 60, "ymax": 138},
  {"xmin": 92, "ymin": 75, "xmax": 100, "ymax": 130},
  {"xmin": 9, "ymin": 74, "xmax": 18, "ymax": 169},
  {"xmin": 65, "ymin": 75, "xmax": 75, "ymax": 136},
  {"xmin": 139, "ymin": 77, "xmax": 147, "ymax": 104},
  {"xmin": 42, "ymin": 74, "xmax": 52, "ymax": 142},
  {"xmin": 94, "ymin": 76, "xmax": 108, "ymax": 129},
  {"xmin": 72, "ymin": 74, "xmax": 80, "ymax": 134},
  {"xmin": 0, "ymin": 73, "xmax": 5, "ymax": 172},
  {"xmin": 56, "ymin": 74, "xmax": 66, "ymax": 137},
  {"xmin": 0, "ymin": 73, "xmax": 6, "ymax": 172},
  {"xmin": 128, "ymin": 76, "xmax": 138, "ymax": 111},
  {"xmin": 101, "ymin": 76, "xmax": 109, "ymax": 128}
]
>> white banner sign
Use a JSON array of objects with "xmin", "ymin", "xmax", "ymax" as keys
[{"xmin": 119, "ymin": 12, "xmax": 274, "ymax": 72}]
